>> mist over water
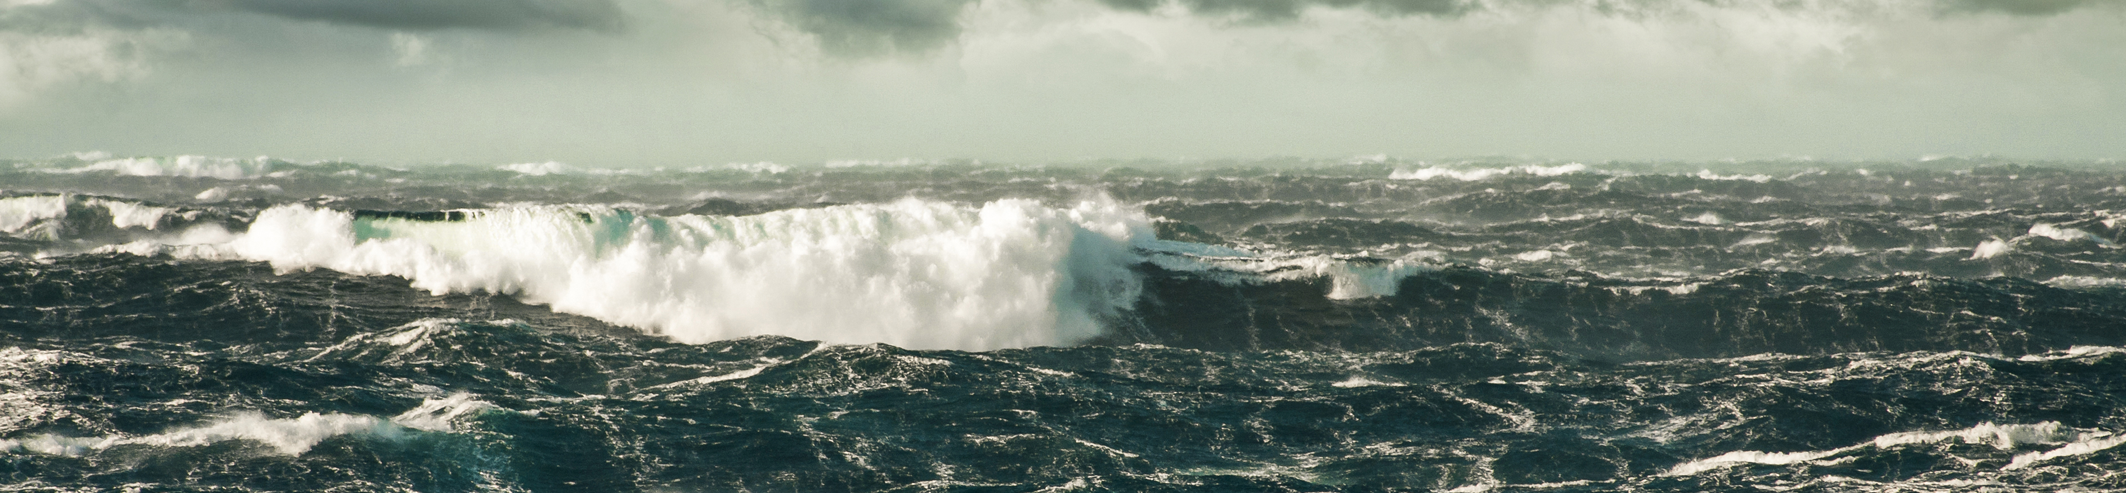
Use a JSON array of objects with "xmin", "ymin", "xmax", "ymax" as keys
[{"xmin": 6, "ymin": 155, "xmax": 2126, "ymax": 491}]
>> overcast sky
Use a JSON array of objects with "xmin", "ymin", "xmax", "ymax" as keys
[{"xmin": 2, "ymin": 0, "xmax": 2121, "ymax": 166}]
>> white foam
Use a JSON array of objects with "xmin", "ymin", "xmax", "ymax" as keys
[
  {"xmin": 1667, "ymin": 450, "xmax": 1836, "ymax": 476},
  {"xmin": 87, "ymin": 224, "xmax": 238, "ymax": 258},
  {"xmin": 309, "ymin": 318, "xmax": 458, "ymax": 362},
  {"xmin": 1692, "ymin": 170, "xmax": 1774, "ymax": 183},
  {"xmin": 497, "ymin": 161, "xmax": 576, "ymax": 176},
  {"xmin": 194, "ymin": 187, "xmax": 231, "ymax": 202},
  {"xmin": 135, "ymin": 412, "xmax": 404, "ymax": 455},
  {"xmin": 0, "ymin": 395, "xmax": 500, "ymax": 457},
  {"xmin": 100, "ymin": 200, "xmax": 170, "ymax": 229},
  {"xmin": 0, "ymin": 412, "xmax": 400, "ymax": 457},
  {"xmin": 2005, "ymin": 432, "xmax": 2126, "ymax": 470},
  {"xmin": 2045, "ymin": 276, "xmax": 2126, "ymax": 289},
  {"xmin": 2027, "ymin": 223, "xmax": 2112, "ymax": 246},
  {"xmin": 1684, "ymin": 212, "xmax": 1723, "ymax": 225},
  {"xmin": 1141, "ymin": 249, "xmax": 1431, "ymax": 300},
  {"xmin": 2016, "ymin": 345, "xmax": 2126, "ymax": 362},
  {"xmin": 1389, "ymin": 163, "xmax": 1587, "ymax": 181},
  {"xmin": 1868, "ymin": 422, "xmax": 2072, "ymax": 450},
  {"xmin": 1331, "ymin": 376, "xmax": 1400, "ymax": 388},
  {"xmin": 690, "ymin": 161, "xmax": 791, "ymax": 174},
  {"xmin": 391, "ymin": 393, "xmax": 500, "ymax": 433},
  {"xmin": 0, "ymin": 195, "xmax": 67, "ymax": 240},
  {"xmin": 1513, "ymin": 250, "xmax": 1558, "ymax": 262},
  {"xmin": 1667, "ymin": 421, "xmax": 2093, "ymax": 476},
  {"xmin": 68, "ymin": 156, "xmax": 275, "ymax": 179},
  {"xmin": 1970, "ymin": 238, "xmax": 2011, "ymax": 260},
  {"xmin": 1731, "ymin": 234, "xmax": 1776, "ymax": 248},
  {"xmin": 1318, "ymin": 259, "xmax": 1428, "ymax": 299},
  {"xmin": 825, "ymin": 158, "xmax": 934, "ymax": 168},
  {"xmin": 0, "ymin": 195, "xmax": 179, "ymax": 242},
  {"xmin": 0, "ymin": 435, "xmax": 110, "ymax": 456},
  {"xmin": 654, "ymin": 365, "xmax": 770, "ymax": 388},
  {"xmin": 210, "ymin": 198, "xmax": 1149, "ymax": 351}
]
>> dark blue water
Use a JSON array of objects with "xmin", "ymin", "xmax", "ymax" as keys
[{"xmin": 6, "ymin": 155, "xmax": 2126, "ymax": 491}]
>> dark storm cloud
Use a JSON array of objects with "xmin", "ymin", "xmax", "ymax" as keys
[
  {"xmin": 1, "ymin": 0, "xmax": 2103, "ymax": 58},
  {"xmin": 1097, "ymin": 0, "xmax": 1471, "ymax": 20},
  {"xmin": 201, "ymin": 0, "xmax": 625, "ymax": 32},
  {"xmin": 739, "ymin": 0, "xmax": 2108, "ymax": 57},
  {"xmin": 756, "ymin": 0, "xmax": 976, "ymax": 56},
  {"xmin": 1940, "ymin": 0, "xmax": 2097, "ymax": 16},
  {"xmin": 1091, "ymin": 0, "xmax": 2114, "ymax": 21},
  {"xmin": 0, "ymin": 0, "xmax": 623, "ymax": 33},
  {"xmin": 750, "ymin": 0, "xmax": 1467, "ymax": 57}
]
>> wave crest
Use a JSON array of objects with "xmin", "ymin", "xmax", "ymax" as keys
[{"xmin": 224, "ymin": 198, "xmax": 1151, "ymax": 351}]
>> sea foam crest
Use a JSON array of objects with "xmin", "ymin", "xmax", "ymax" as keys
[
  {"xmin": 0, "ymin": 393, "xmax": 499, "ymax": 457},
  {"xmin": 495, "ymin": 161, "xmax": 638, "ymax": 176},
  {"xmin": 1389, "ymin": 163, "xmax": 1587, "ymax": 181},
  {"xmin": 0, "ymin": 413, "xmax": 397, "ymax": 456},
  {"xmin": 1665, "ymin": 421, "xmax": 2096, "ymax": 476},
  {"xmin": 0, "ymin": 195, "xmax": 68, "ymax": 240},
  {"xmin": 61, "ymin": 156, "xmax": 279, "ymax": 179},
  {"xmin": 225, "ymin": 198, "xmax": 1149, "ymax": 351},
  {"xmin": 1140, "ymin": 241, "xmax": 1432, "ymax": 299},
  {"xmin": 0, "ymin": 194, "xmax": 183, "ymax": 242},
  {"xmin": 2027, "ymin": 223, "xmax": 2113, "ymax": 246}
]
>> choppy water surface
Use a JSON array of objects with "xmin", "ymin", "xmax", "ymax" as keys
[{"xmin": 6, "ymin": 155, "xmax": 2126, "ymax": 491}]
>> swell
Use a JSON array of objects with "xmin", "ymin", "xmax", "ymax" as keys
[
  {"xmin": 8, "ymin": 158, "xmax": 2126, "ymax": 357},
  {"xmin": 1121, "ymin": 265, "xmax": 2126, "ymax": 359},
  {"xmin": 11, "ymin": 315, "xmax": 2126, "ymax": 491},
  {"xmin": 12, "ymin": 250, "xmax": 2126, "ymax": 361}
]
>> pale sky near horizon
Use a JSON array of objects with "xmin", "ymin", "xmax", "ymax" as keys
[{"xmin": 2, "ymin": 0, "xmax": 2122, "ymax": 166}]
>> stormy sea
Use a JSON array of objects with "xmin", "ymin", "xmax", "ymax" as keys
[{"xmin": 7, "ymin": 154, "xmax": 2126, "ymax": 492}]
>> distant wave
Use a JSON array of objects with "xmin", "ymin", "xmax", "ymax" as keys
[{"xmin": 1389, "ymin": 162, "xmax": 1590, "ymax": 181}]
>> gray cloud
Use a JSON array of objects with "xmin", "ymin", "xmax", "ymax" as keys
[
  {"xmin": 4, "ymin": 0, "xmax": 2105, "ymax": 64},
  {"xmin": 200, "ymin": 0, "xmax": 625, "ymax": 32},
  {"xmin": 1941, "ymin": 0, "xmax": 2097, "ymax": 16},
  {"xmin": 749, "ymin": 0, "xmax": 1470, "ymax": 57},
  {"xmin": 0, "ymin": 0, "xmax": 624, "ymax": 33},
  {"xmin": 1089, "ymin": 0, "xmax": 2111, "ymax": 22},
  {"xmin": 757, "ymin": 0, "xmax": 976, "ymax": 56},
  {"xmin": 1098, "ymin": 0, "xmax": 1470, "ymax": 20}
]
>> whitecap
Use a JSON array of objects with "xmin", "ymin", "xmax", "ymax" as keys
[
  {"xmin": 200, "ymin": 197, "xmax": 1152, "ymax": 351},
  {"xmin": 1389, "ymin": 163, "xmax": 1588, "ymax": 181}
]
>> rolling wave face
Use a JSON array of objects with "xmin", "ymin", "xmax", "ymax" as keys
[{"xmin": 8, "ymin": 155, "xmax": 2126, "ymax": 491}]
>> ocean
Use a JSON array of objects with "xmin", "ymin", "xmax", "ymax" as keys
[{"xmin": 5, "ymin": 154, "xmax": 2126, "ymax": 491}]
